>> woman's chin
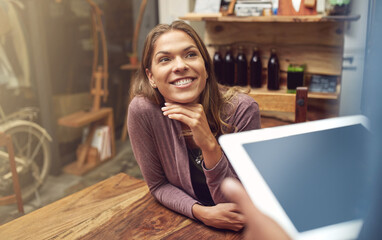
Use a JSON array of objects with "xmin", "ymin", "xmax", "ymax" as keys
[{"xmin": 165, "ymin": 97, "xmax": 199, "ymax": 104}]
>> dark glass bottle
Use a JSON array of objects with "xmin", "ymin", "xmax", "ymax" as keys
[
  {"xmin": 267, "ymin": 49, "xmax": 280, "ymax": 90},
  {"xmin": 213, "ymin": 48, "xmax": 224, "ymax": 84},
  {"xmin": 236, "ymin": 46, "xmax": 248, "ymax": 86},
  {"xmin": 223, "ymin": 46, "xmax": 235, "ymax": 86},
  {"xmin": 250, "ymin": 47, "xmax": 262, "ymax": 88}
]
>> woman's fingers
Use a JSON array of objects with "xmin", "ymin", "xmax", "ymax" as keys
[
  {"xmin": 162, "ymin": 103, "xmax": 202, "ymax": 119},
  {"xmin": 161, "ymin": 102, "xmax": 210, "ymax": 135}
]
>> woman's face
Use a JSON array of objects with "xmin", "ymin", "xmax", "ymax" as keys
[{"xmin": 146, "ymin": 30, "xmax": 208, "ymax": 104}]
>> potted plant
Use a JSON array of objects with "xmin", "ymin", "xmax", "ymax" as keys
[{"xmin": 128, "ymin": 52, "xmax": 138, "ymax": 66}]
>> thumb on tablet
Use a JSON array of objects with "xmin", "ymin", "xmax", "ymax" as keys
[
  {"xmin": 221, "ymin": 178, "xmax": 256, "ymax": 212},
  {"xmin": 221, "ymin": 178, "xmax": 291, "ymax": 240}
]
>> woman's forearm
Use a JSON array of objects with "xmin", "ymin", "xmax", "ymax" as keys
[{"xmin": 201, "ymin": 139, "xmax": 222, "ymax": 169}]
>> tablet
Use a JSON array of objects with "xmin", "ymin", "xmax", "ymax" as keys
[{"xmin": 219, "ymin": 115, "xmax": 371, "ymax": 240}]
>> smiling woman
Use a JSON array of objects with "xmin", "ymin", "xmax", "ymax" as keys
[{"xmin": 127, "ymin": 20, "xmax": 261, "ymax": 231}]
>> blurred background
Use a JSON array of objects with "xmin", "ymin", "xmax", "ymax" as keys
[{"xmin": 0, "ymin": 0, "xmax": 380, "ymax": 228}]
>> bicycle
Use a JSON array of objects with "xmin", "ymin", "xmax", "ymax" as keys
[{"xmin": 0, "ymin": 105, "xmax": 51, "ymax": 202}]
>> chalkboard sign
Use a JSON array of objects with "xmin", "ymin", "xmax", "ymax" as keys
[{"xmin": 309, "ymin": 75, "xmax": 337, "ymax": 93}]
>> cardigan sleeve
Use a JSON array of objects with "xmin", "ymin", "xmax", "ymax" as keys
[
  {"xmin": 203, "ymin": 94, "xmax": 261, "ymax": 203},
  {"xmin": 127, "ymin": 97, "xmax": 199, "ymax": 219}
]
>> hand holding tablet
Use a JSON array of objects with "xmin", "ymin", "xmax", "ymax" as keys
[
  {"xmin": 219, "ymin": 115, "xmax": 371, "ymax": 240},
  {"xmin": 222, "ymin": 177, "xmax": 291, "ymax": 240}
]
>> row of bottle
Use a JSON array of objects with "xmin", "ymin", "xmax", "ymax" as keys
[{"xmin": 213, "ymin": 47, "xmax": 280, "ymax": 90}]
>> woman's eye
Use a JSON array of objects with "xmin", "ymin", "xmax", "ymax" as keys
[
  {"xmin": 159, "ymin": 57, "xmax": 170, "ymax": 63},
  {"xmin": 186, "ymin": 52, "xmax": 197, "ymax": 58}
]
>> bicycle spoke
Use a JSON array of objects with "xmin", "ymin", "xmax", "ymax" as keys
[
  {"xmin": 31, "ymin": 161, "xmax": 43, "ymax": 185},
  {"xmin": 17, "ymin": 140, "xmax": 29, "ymax": 158},
  {"xmin": 29, "ymin": 133, "xmax": 45, "ymax": 163},
  {"xmin": 11, "ymin": 136, "xmax": 25, "ymax": 157},
  {"xmin": 27, "ymin": 126, "xmax": 32, "ymax": 160}
]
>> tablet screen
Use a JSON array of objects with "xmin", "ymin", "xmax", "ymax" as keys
[{"xmin": 242, "ymin": 124, "xmax": 371, "ymax": 232}]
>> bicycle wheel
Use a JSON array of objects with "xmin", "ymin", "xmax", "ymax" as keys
[{"xmin": 0, "ymin": 120, "xmax": 51, "ymax": 202}]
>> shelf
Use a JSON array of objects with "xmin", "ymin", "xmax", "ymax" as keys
[
  {"xmin": 180, "ymin": 13, "xmax": 360, "ymax": 23},
  {"xmin": 243, "ymin": 85, "xmax": 339, "ymax": 100},
  {"xmin": 120, "ymin": 63, "xmax": 140, "ymax": 70},
  {"xmin": 58, "ymin": 108, "xmax": 113, "ymax": 128},
  {"xmin": 58, "ymin": 107, "xmax": 116, "ymax": 176}
]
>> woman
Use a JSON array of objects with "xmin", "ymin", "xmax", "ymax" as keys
[{"xmin": 127, "ymin": 20, "xmax": 261, "ymax": 231}]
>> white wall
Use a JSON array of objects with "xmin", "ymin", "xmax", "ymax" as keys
[
  {"xmin": 158, "ymin": 0, "xmax": 205, "ymax": 39},
  {"xmin": 339, "ymin": 2, "xmax": 369, "ymax": 116},
  {"xmin": 158, "ymin": 0, "xmax": 193, "ymax": 24}
]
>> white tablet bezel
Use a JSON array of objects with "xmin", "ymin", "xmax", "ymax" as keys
[{"xmin": 219, "ymin": 115, "xmax": 369, "ymax": 239}]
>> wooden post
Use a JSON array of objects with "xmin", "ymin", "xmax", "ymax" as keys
[
  {"xmin": 76, "ymin": 124, "xmax": 97, "ymax": 168},
  {"xmin": 295, "ymin": 87, "xmax": 308, "ymax": 123},
  {"xmin": 6, "ymin": 135, "xmax": 24, "ymax": 214},
  {"xmin": 0, "ymin": 133, "xmax": 24, "ymax": 214},
  {"xmin": 91, "ymin": 66, "xmax": 104, "ymax": 112}
]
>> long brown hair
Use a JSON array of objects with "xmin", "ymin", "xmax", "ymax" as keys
[{"xmin": 131, "ymin": 20, "xmax": 238, "ymax": 137}]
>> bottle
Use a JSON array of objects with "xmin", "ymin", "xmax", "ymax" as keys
[
  {"xmin": 250, "ymin": 47, "xmax": 262, "ymax": 88},
  {"xmin": 213, "ymin": 48, "xmax": 224, "ymax": 84},
  {"xmin": 267, "ymin": 49, "xmax": 280, "ymax": 90},
  {"xmin": 236, "ymin": 46, "xmax": 248, "ymax": 86},
  {"xmin": 223, "ymin": 46, "xmax": 235, "ymax": 86}
]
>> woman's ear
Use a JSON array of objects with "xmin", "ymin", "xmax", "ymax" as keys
[{"xmin": 145, "ymin": 68, "xmax": 157, "ymax": 88}]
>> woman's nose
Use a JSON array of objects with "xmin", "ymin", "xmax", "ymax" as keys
[{"xmin": 173, "ymin": 57, "xmax": 188, "ymax": 72}]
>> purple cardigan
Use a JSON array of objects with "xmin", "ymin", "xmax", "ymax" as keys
[{"xmin": 127, "ymin": 93, "xmax": 261, "ymax": 219}]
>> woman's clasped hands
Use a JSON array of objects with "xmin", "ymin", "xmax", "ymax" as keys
[{"xmin": 192, "ymin": 202, "xmax": 245, "ymax": 232}]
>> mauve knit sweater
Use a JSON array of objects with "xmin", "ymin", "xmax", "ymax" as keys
[{"xmin": 127, "ymin": 93, "xmax": 261, "ymax": 219}]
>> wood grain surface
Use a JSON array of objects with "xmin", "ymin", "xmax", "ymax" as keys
[{"xmin": 0, "ymin": 173, "xmax": 243, "ymax": 240}]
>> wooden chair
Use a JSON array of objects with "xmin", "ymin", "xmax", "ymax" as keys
[
  {"xmin": 0, "ymin": 132, "xmax": 24, "ymax": 214},
  {"xmin": 249, "ymin": 86, "xmax": 308, "ymax": 123}
]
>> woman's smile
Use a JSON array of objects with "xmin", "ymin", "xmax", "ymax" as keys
[{"xmin": 171, "ymin": 77, "xmax": 195, "ymax": 87}]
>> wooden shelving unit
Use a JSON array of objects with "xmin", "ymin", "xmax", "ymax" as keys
[
  {"xmin": 180, "ymin": 13, "xmax": 358, "ymax": 107},
  {"xmin": 180, "ymin": 13, "xmax": 360, "ymax": 22},
  {"xmin": 58, "ymin": 108, "xmax": 116, "ymax": 176}
]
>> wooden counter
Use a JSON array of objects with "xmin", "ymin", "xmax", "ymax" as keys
[{"xmin": 0, "ymin": 173, "xmax": 243, "ymax": 239}]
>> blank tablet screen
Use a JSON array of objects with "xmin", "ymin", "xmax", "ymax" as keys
[{"xmin": 242, "ymin": 124, "xmax": 371, "ymax": 232}]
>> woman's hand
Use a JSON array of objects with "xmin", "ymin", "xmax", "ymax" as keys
[
  {"xmin": 161, "ymin": 102, "xmax": 222, "ymax": 168},
  {"xmin": 192, "ymin": 203, "xmax": 245, "ymax": 231}
]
